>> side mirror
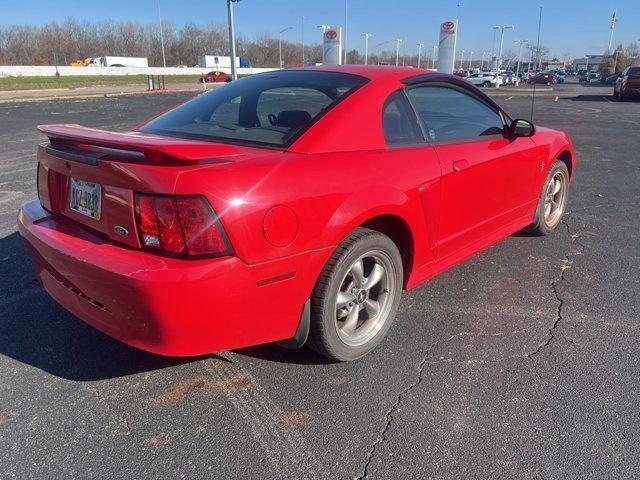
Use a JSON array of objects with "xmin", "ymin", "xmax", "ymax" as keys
[{"xmin": 508, "ymin": 118, "xmax": 535, "ymax": 138}]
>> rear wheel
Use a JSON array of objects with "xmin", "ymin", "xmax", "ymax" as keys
[
  {"xmin": 308, "ymin": 228, "xmax": 403, "ymax": 361},
  {"xmin": 482, "ymin": 81, "xmax": 492, "ymax": 87},
  {"xmin": 528, "ymin": 161, "xmax": 570, "ymax": 235}
]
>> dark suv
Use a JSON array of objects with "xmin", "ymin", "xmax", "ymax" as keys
[{"xmin": 614, "ymin": 66, "xmax": 640, "ymax": 100}]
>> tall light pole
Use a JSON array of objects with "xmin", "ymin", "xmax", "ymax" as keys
[
  {"xmin": 481, "ymin": 51, "xmax": 486, "ymax": 70},
  {"xmin": 156, "ymin": 0, "xmax": 166, "ymax": 67},
  {"xmin": 375, "ymin": 40, "xmax": 390, "ymax": 65},
  {"xmin": 343, "ymin": 0, "xmax": 348, "ymax": 64},
  {"xmin": 363, "ymin": 33, "xmax": 373, "ymax": 65},
  {"xmin": 301, "ymin": 16, "xmax": 306, "ymax": 65},
  {"xmin": 431, "ymin": 45, "xmax": 438, "ymax": 69},
  {"xmin": 467, "ymin": 50, "xmax": 473, "ymax": 70},
  {"xmin": 514, "ymin": 39, "xmax": 528, "ymax": 79},
  {"xmin": 459, "ymin": 49, "xmax": 465, "ymax": 70},
  {"xmin": 278, "ymin": 26, "xmax": 293, "ymax": 69},
  {"xmin": 493, "ymin": 25, "xmax": 514, "ymax": 70},
  {"xmin": 227, "ymin": 0, "xmax": 240, "ymax": 80},
  {"xmin": 395, "ymin": 38, "xmax": 403, "ymax": 66},
  {"xmin": 417, "ymin": 42, "xmax": 424, "ymax": 68}
]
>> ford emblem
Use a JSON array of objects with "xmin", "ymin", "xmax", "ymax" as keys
[{"xmin": 114, "ymin": 225, "xmax": 129, "ymax": 236}]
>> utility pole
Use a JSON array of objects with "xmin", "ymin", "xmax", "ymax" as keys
[
  {"xmin": 157, "ymin": 0, "xmax": 166, "ymax": 67},
  {"xmin": 395, "ymin": 38, "xmax": 402, "ymax": 66},
  {"xmin": 363, "ymin": 33, "xmax": 373, "ymax": 65},
  {"xmin": 278, "ymin": 26, "xmax": 293, "ymax": 68},
  {"xmin": 432, "ymin": 45, "xmax": 438, "ymax": 69},
  {"xmin": 227, "ymin": 0, "xmax": 240, "ymax": 80},
  {"xmin": 417, "ymin": 42, "xmax": 424, "ymax": 69}
]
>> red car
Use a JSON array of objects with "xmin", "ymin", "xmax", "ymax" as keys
[
  {"xmin": 18, "ymin": 66, "xmax": 576, "ymax": 361},
  {"xmin": 201, "ymin": 70, "xmax": 230, "ymax": 83},
  {"xmin": 613, "ymin": 66, "xmax": 640, "ymax": 101},
  {"xmin": 529, "ymin": 72, "xmax": 556, "ymax": 85}
]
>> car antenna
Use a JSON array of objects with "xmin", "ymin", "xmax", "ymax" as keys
[{"xmin": 530, "ymin": 6, "xmax": 543, "ymax": 122}]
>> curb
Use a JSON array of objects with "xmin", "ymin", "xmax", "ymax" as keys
[{"xmin": 0, "ymin": 88, "xmax": 202, "ymax": 104}]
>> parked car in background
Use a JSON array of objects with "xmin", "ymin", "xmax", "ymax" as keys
[
  {"xmin": 466, "ymin": 72, "xmax": 502, "ymax": 87},
  {"xmin": 551, "ymin": 70, "xmax": 565, "ymax": 83},
  {"xmin": 201, "ymin": 71, "xmax": 231, "ymax": 83},
  {"xmin": 18, "ymin": 66, "xmax": 576, "ymax": 361},
  {"xmin": 578, "ymin": 71, "xmax": 590, "ymax": 83},
  {"xmin": 605, "ymin": 72, "xmax": 619, "ymax": 84},
  {"xmin": 614, "ymin": 66, "xmax": 640, "ymax": 101},
  {"xmin": 529, "ymin": 72, "xmax": 556, "ymax": 85}
]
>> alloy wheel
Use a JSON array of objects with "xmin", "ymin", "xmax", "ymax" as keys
[{"xmin": 543, "ymin": 170, "xmax": 568, "ymax": 228}]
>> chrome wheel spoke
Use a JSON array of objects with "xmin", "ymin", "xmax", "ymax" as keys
[
  {"xmin": 350, "ymin": 259, "xmax": 365, "ymax": 287},
  {"xmin": 544, "ymin": 203, "xmax": 552, "ymax": 218},
  {"xmin": 337, "ymin": 291, "xmax": 356, "ymax": 308},
  {"xmin": 341, "ymin": 306, "xmax": 359, "ymax": 335},
  {"xmin": 552, "ymin": 178, "xmax": 561, "ymax": 195},
  {"xmin": 363, "ymin": 299, "xmax": 380, "ymax": 318},
  {"xmin": 363, "ymin": 263, "xmax": 384, "ymax": 290}
]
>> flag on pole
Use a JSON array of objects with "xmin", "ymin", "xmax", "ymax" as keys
[{"xmin": 610, "ymin": 10, "xmax": 618, "ymax": 29}]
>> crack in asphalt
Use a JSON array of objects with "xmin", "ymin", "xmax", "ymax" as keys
[
  {"xmin": 528, "ymin": 217, "xmax": 586, "ymax": 379},
  {"xmin": 356, "ymin": 336, "xmax": 452, "ymax": 480}
]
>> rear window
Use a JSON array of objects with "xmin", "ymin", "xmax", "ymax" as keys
[
  {"xmin": 628, "ymin": 67, "xmax": 640, "ymax": 76},
  {"xmin": 140, "ymin": 71, "xmax": 368, "ymax": 148}
]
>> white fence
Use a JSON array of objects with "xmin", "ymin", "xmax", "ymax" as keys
[{"xmin": 0, "ymin": 66, "xmax": 278, "ymax": 78}]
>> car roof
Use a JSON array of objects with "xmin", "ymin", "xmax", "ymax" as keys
[{"xmin": 292, "ymin": 64, "xmax": 434, "ymax": 82}]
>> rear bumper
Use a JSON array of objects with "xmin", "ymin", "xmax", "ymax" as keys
[{"xmin": 18, "ymin": 200, "xmax": 328, "ymax": 356}]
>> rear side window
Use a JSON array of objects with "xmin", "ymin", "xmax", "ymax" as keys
[
  {"xmin": 382, "ymin": 91, "xmax": 424, "ymax": 146},
  {"xmin": 141, "ymin": 71, "xmax": 368, "ymax": 148},
  {"xmin": 405, "ymin": 84, "xmax": 505, "ymax": 144},
  {"xmin": 628, "ymin": 67, "xmax": 640, "ymax": 76}
]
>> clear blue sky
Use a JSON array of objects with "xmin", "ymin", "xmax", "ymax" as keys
[{"xmin": 3, "ymin": 0, "xmax": 640, "ymax": 58}]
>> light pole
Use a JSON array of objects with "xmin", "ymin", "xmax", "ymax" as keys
[
  {"xmin": 301, "ymin": 16, "xmax": 306, "ymax": 65},
  {"xmin": 417, "ymin": 42, "xmax": 424, "ymax": 68},
  {"xmin": 514, "ymin": 39, "xmax": 527, "ymax": 79},
  {"xmin": 467, "ymin": 50, "xmax": 473, "ymax": 70},
  {"xmin": 432, "ymin": 45, "xmax": 438, "ymax": 69},
  {"xmin": 156, "ymin": 0, "xmax": 166, "ymax": 67},
  {"xmin": 459, "ymin": 50, "xmax": 465, "ymax": 70},
  {"xmin": 375, "ymin": 40, "xmax": 390, "ymax": 65},
  {"xmin": 480, "ymin": 51, "xmax": 486, "ymax": 70},
  {"xmin": 278, "ymin": 26, "xmax": 293, "ymax": 69},
  {"xmin": 490, "ymin": 27, "xmax": 498, "ymax": 67},
  {"xmin": 363, "ymin": 33, "xmax": 373, "ymax": 65},
  {"xmin": 395, "ymin": 38, "xmax": 403, "ymax": 66},
  {"xmin": 227, "ymin": 0, "xmax": 240, "ymax": 80},
  {"xmin": 493, "ymin": 25, "xmax": 514, "ymax": 70},
  {"xmin": 343, "ymin": 0, "xmax": 348, "ymax": 64}
]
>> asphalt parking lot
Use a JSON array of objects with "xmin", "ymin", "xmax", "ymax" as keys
[{"xmin": 1, "ymin": 80, "xmax": 639, "ymax": 479}]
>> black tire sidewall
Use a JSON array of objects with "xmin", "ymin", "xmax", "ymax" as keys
[
  {"xmin": 530, "ymin": 161, "xmax": 570, "ymax": 236},
  {"xmin": 309, "ymin": 229, "xmax": 403, "ymax": 361}
]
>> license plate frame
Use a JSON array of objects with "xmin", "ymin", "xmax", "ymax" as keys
[{"xmin": 70, "ymin": 178, "xmax": 102, "ymax": 220}]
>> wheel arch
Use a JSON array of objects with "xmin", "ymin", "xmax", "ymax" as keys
[{"xmin": 557, "ymin": 150, "xmax": 574, "ymax": 179}]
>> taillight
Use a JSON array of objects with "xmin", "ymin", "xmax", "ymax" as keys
[{"xmin": 134, "ymin": 194, "xmax": 233, "ymax": 258}]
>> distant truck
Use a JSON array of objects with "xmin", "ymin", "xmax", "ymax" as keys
[
  {"xmin": 197, "ymin": 55, "xmax": 251, "ymax": 69},
  {"xmin": 90, "ymin": 56, "xmax": 149, "ymax": 68}
]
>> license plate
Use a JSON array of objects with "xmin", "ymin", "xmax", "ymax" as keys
[{"xmin": 70, "ymin": 178, "xmax": 102, "ymax": 220}]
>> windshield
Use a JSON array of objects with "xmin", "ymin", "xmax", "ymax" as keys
[{"xmin": 140, "ymin": 70, "xmax": 368, "ymax": 148}]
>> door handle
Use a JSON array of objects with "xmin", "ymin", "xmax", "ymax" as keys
[{"xmin": 452, "ymin": 159, "xmax": 469, "ymax": 172}]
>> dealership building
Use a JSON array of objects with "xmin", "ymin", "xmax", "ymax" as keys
[{"xmin": 572, "ymin": 55, "xmax": 604, "ymax": 72}]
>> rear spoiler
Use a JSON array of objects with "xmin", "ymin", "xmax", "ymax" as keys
[{"xmin": 38, "ymin": 124, "xmax": 237, "ymax": 164}]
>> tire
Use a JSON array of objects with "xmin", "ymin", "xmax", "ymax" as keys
[
  {"xmin": 482, "ymin": 81, "xmax": 492, "ymax": 88},
  {"xmin": 307, "ymin": 228, "xmax": 403, "ymax": 361},
  {"xmin": 527, "ymin": 161, "xmax": 570, "ymax": 236},
  {"xmin": 613, "ymin": 89, "xmax": 619, "ymax": 99}
]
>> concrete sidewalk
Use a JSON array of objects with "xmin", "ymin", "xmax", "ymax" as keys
[{"xmin": 0, "ymin": 82, "xmax": 214, "ymax": 103}]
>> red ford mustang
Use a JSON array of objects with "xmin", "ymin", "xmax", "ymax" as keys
[{"xmin": 18, "ymin": 65, "xmax": 576, "ymax": 361}]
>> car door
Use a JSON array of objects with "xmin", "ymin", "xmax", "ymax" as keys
[{"xmin": 404, "ymin": 82, "xmax": 539, "ymax": 259}]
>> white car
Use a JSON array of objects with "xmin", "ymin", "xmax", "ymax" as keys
[{"xmin": 466, "ymin": 72, "xmax": 503, "ymax": 88}]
